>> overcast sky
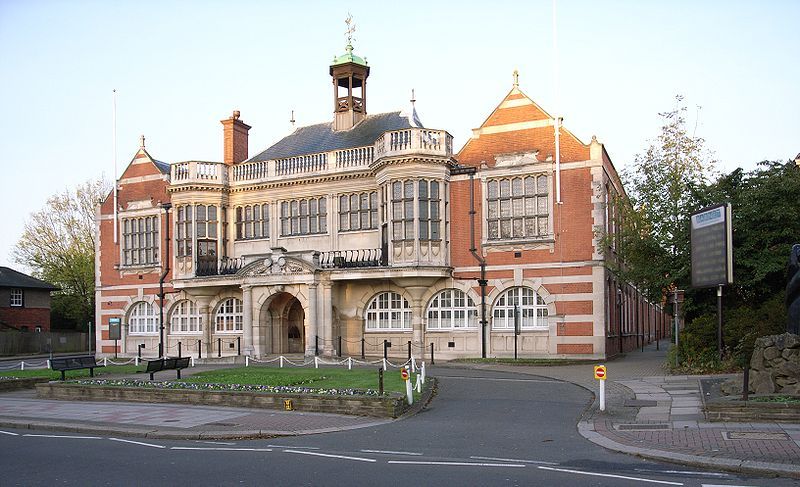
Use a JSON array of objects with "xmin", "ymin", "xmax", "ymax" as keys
[{"xmin": 1, "ymin": 0, "xmax": 797, "ymax": 270}]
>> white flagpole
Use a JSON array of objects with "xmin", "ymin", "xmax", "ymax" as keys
[
  {"xmin": 553, "ymin": 0, "xmax": 562, "ymax": 205},
  {"xmin": 112, "ymin": 89, "xmax": 118, "ymax": 243}
]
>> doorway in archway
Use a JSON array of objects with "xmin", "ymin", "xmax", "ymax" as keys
[
  {"xmin": 286, "ymin": 299, "xmax": 304, "ymax": 353},
  {"xmin": 261, "ymin": 292, "xmax": 305, "ymax": 355}
]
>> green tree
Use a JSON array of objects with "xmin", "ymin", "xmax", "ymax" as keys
[
  {"xmin": 13, "ymin": 178, "xmax": 109, "ymax": 330},
  {"xmin": 604, "ymin": 95, "xmax": 717, "ymax": 302}
]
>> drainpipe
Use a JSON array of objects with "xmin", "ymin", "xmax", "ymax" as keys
[
  {"xmin": 158, "ymin": 202, "xmax": 172, "ymax": 359},
  {"xmin": 468, "ymin": 170, "xmax": 488, "ymax": 359}
]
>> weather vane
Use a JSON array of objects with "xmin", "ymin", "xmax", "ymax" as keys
[{"xmin": 345, "ymin": 13, "xmax": 356, "ymax": 46}]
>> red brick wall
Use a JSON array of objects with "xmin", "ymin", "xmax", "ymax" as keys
[
  {"xmin": 0, "ymin": 307, "xmax": 51, "ymax": 331},
  {"xmin": 556, "ymin": 322, "xmax": 593, "ymax": 336},
  {"xmin": 557, "ymin": 343, "xmax": 594, "ymax": 354}
]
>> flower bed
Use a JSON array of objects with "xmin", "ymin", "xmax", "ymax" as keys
[
  {"xmin": 0, "ymin": 376, "xmax": 49, "ymax": 392},
  {"xmin": 36, "ymin": 379, "xmax": 410, "ymax": 418}
]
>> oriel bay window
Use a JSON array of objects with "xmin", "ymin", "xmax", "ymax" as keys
[
  {"xmin": 236, "ymin": 203, "xmax": 270, "ymax": 240},
  {"xmin": 487, "ymin": 175, "xmax": 549, "ymax": 240},
  {"xmin": 175, "ymin": 204, "xmax": 219, "ymax": 261},
  {"xmin": 280, "ymin": 197, "xmax": 327, "ymax": 236},
  {"xmin": 391, "ymin": 179, "xmax": 442, "ymax": 241},
  {"xmin": 339, "ymin": 191, "xmax": 378, "ymax": 231},
  {"xmin": 122, "ymin": 215, "xmax": 159, "ymax": 266}
]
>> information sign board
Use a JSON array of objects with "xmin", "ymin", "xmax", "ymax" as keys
[{"xmin": 691, "ymin": 203, "xmax": 733, "ymax": 288}]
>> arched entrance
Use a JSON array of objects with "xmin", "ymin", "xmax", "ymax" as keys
[{"xmin": 259, "ymin": 291, "xmax": 305, "ymax": 354}]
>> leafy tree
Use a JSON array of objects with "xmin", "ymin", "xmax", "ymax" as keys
[
  {"xmin": 604, "ymin": 95, "xmax": 717, "ymax": 303},
  {"xmin": 13, "ymin": 178, "xmax": 109, "ymax": 330}
]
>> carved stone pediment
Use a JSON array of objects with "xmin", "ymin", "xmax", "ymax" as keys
[
  {"xmin": 494, "ymin": 151, "xmax": 540, "ymax": 167},
  {"xmin": 239, "ymin": 256, "xmax": 316, "ymax": 277}
]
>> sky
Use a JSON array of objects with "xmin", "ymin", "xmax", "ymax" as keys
[{"xmin": 1, "ymin": 0, "xmax": 798, "ymax": 270}]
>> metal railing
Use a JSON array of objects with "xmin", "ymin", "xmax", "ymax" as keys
[
  {"xmin": 195, "ymin": 257, "xmax": 245, "ymax": 277},
  {"xmin": 319, "ymin": 248, "xmax": 385, "ymax": 269}
]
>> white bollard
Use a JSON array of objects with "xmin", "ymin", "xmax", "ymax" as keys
[
  {"xmin": 190, "ymin": 356, "xmax": 195, "ymax": 367},
  {"xmin": 47, "ymin": 359, "xmax": 51, "ymax": 369},
  {"xmin": 103, "ymin": 357, "xmax": 108, "ymax": 367},
  {"xmin": 347, "ymin": 356, "xmax": 352, "ymax": 370},
  {"xmin": 246, "ymin": 356, "xmax": 250, "ymax": 367},
  {"xmin": 382, "ymin": 358, "xmax": 387, "ymax": 371},
  {"xmin": 280, "ymin": 356, "xmax": 284, "ymax": 368},
  {"xmin": 420, "ymin": 362, "xmax": 426, "ymax": 384},
  {"xmin": 20, "ymin": 361, "xmax": 24, "ymax": 371},
  {"xmin": 599, "ymin": 378, "xmax": 606, "ymax": 412},
  {"xmin": 135, "ymin": 357, "xmax": 139, "ymax": 367},
  {"xmin": 406, "ymin": 377, "xmax": 413, "ymax": 405},
  {"xmin": 415, "ymin": 374, "xmax": 422, "ymax": 393},
  {"xmin": 314, "ymin": 356, "xmax": 319, "ymax": 369},
  {"xmin": 411, "ymin": 356, "xmax": 416, "ymax": 373}
]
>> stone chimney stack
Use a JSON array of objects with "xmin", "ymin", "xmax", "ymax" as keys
[{"xmin": 221, "ymin": 110, "xmax": 251, "ymax": 165}]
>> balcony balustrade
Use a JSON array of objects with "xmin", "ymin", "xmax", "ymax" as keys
[
  {"xmin": 319, "ymin": 248, "xmax": 386, "ymax": 269},
  {"xmin": 195, "ymin": 256, "xmax": 245, "ymax": 277},
  {"xmin": 171, "ymin": 161, "xmax": 228, "ymax": 185}
]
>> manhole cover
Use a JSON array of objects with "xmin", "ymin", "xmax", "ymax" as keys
[
  {"xmin": 723, "ymin": 431, "xmax": 789, "ymax": 441},
  {"xmin": 208, "ymin": 422, "xmax": 239, "ymax": 427},
  {"xmin": 616, "ymin": 424, "xmax": 670, "ymax": 431},
  {"xmin": 624, "ymin": 400, "xmax": 658, "ymax": 407}
]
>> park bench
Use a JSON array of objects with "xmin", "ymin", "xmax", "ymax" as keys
[
  {"xmin": 50, "ymin": 355, "xmax": 104, "ymax": 381},
  {"xmin": 145, "ymin": 357, "xmax": 191, "ymax": 380}
]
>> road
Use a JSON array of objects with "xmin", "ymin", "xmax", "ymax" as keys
[{"xmin": 1, "ymin": 367, "xmax": 793, "ymax": 486}]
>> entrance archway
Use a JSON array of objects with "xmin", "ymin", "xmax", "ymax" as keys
[{"xmin": 259, "ymin": 292, "xmax": 305, "ymax": 355}]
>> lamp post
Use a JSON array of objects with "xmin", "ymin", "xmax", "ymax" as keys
[{"xmin": 158, "ymin": 202, "xmax": 172, "ymax": 359}]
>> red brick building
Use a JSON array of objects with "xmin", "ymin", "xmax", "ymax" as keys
[
  {"xmin": 0, "ymin": 267, "xmax": 58, "ymax": 332},
  {"xmin": 95, "ymin": 43, "xmax": 668, "ymax": 360}
]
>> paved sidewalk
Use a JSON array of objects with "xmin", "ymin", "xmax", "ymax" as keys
[{"xmin": 455, "ymin": 340, "xmax": 800, "ymax": 479}]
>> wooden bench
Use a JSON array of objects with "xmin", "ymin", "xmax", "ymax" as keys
[
  {"xmin": 145, "ymin": 357, "xmax": 191, "ymax": 380},
  {"xmin": 50, "ymin": 355, "xmax": 104, "ymax": 381}
]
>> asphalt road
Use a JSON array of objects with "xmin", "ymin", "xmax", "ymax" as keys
[{"xmin": 1, "ymin": 367, "xmax": 794, "ymax": 486}]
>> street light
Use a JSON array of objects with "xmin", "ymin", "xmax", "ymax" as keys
[{"xmin": 158, "ymin": 202, "xmax": 172, "ymax": 358}]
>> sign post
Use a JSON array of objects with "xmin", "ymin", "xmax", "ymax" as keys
[
  {"xmin": 594, "ymin": 365, "xmax": 607, "ymax": 411},
  {"xmin": 109, "ymin": 318, "xmax": 121, "ymax": 359},
  {"xmin": 691, "ymin": 203, "xmax": 733, "ymax": 359},
  {"xmin": 401, "ymin": 367, "xmax": 412, "ymax": 405}
]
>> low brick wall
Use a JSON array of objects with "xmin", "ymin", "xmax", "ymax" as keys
[
  {"xmin": 706, "ymin": 396, "xmax": 800, "ymax": 422},
  {"xmin": 36, "ymin": 382, "xmax": 409, "ymax": 418},
  {"xmin": 0, "ymin": 377, "xmax": 49, "ymax": 392}
]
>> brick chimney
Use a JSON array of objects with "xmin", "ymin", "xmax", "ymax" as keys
[{"xmin": 220, "ymin": 110, "xmax": 251, "ymax": 165}]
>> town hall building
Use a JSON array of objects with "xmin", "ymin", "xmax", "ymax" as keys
[{"xmin": 94, "ymin": 41, "xmax": 669, "ymax": 361}]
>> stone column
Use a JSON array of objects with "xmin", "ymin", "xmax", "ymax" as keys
[
  {"xmin": 241, "ymin": 285, "xmax": 254, "ymax": 356},
  {"xmin": 321, "ymin": 282, "xmax": 333, "ymax": 356},
  {"xmin": 405, "ymin": 286, "xmax": 428, "ymax": 357},
  {"xmin": 305, "ymin": 283, "xmax": 318, "ymax": 357},
  {"xmin": 196, "ymin": 296, "xmax": 213, "ymax": 359}
]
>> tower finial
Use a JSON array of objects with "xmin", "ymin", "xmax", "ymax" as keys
[
  {"xmin": 410, "ymin": 88, "xmax": 416, "ymax": 108},
  {"xmin": 513, "ymin": 69, "xmax": 519, "ymax": 87},
  {"xmin": 139, "ymin": 134, "xmax": 145, "ymax": 149},
  {"xmin": 290, "ymin": 109, "xmax": 296, "ymax": 129},
  {"xmin": 345, "ymin": 12, "xmax": 356, "ymax": 46}
]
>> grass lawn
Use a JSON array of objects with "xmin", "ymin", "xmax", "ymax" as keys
[
  {"xmin": 0, "ymin": 365, "xmax": 143, "ymax": 380},
  {"xmin": 749, "ymin": 395, "xmax": 800, "ymax": 404},
  {"xmin": 183, "ymin": 366, "xmax": 420, "ymax": 396}
]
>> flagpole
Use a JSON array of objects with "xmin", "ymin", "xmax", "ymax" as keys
[
  {"xmin": 113, "ymin": 89, "xmax": 118, "ymax": 244},
  {"xmin": 553, "ymin": 0, "xmax": 562, "ymax": 205}
]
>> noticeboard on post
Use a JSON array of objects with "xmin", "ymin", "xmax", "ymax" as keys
[
  {"xmin": 690, "ymin": 203, "xmax": 733, "ymax": 288},
  {"xmin": 108, "ymin": 317, "xmax": 121, "ymax": 341}
]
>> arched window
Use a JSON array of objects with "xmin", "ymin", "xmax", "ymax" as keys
[
  {"xmin": 426, "ymin": 289, "xmax": 477, "ymax": 330},
  {"xmin": 128, "ymin": 302, "xmax": 157, "ymax": 335},
  {"xmin": 492, "ymin": 287, "xmax": 548, "ymax": 330},
  {"xmin": 215, "ymin": 298, "xmax": 243, "ymax": 332},
  {"xmin": 170, "ymin": 300, "xmax": 202, "ymax": 333},
  {"xmin": 365, "ymin": 292, "xmax": 411, "ymax": 331}
]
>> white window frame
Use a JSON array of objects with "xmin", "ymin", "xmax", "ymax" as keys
[
  {"xmin": 492, "ymin": 287, "xmax": 548, "ymax": 330},
  {"xmin": 128, "ymin": 301, "xmax": 158, "ymax": 335},
  {"xmin": 365, "ymin": 292, "xmax": 412, "ymax": 331},
  {"xmin": 486, "ymin": 175, "xmax": 549, "ymax": 241},
  {"xmin": 426, "ymin": 289, "xmax": 477, "ymax": 330},
  {"xmin": 10, "ymin": 288, "xmax": 23, "ymax": 307},
  {"xmin": 170, "ymin": 300, "xmax": 202, "ymax": 334},
  {"xmin": 215, "ymin": 298, "xmax": 243, "ymax": 333}
]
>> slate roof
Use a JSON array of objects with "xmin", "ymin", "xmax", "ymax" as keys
[
  {"xmin": 153, "ymin": 159, "xmax": 170, "ymax": 174},
  {"xmin": 0, "ymin": 267, "xmax": 59, "ymax": 291},
  {"xmin": 248, "ymin": 111, "xmax": 422, "ymax": 162}
]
